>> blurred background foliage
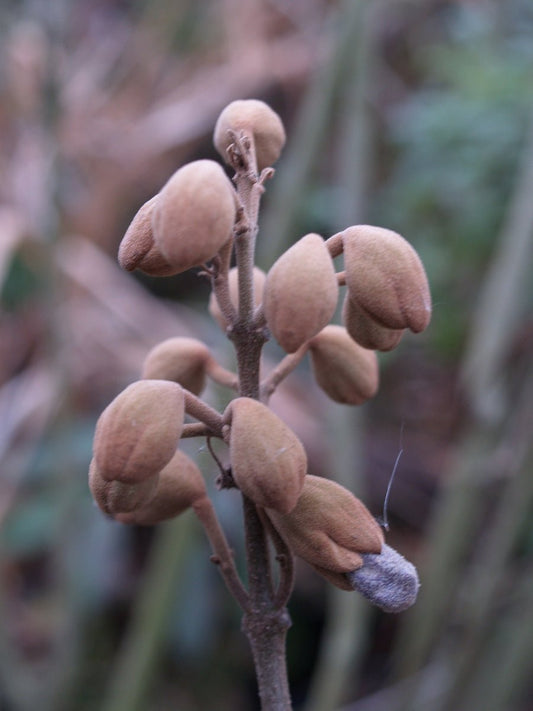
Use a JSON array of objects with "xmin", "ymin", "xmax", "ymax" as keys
[{"xmin": 1, "ymin": 0, "xmax": 533, "ymax": 710}]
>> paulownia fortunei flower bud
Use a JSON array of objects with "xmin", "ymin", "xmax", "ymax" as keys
[
  {"xmin": 267, "ymin": 475, "xmax": 384, "ymax": 575},
  {"xmin": 308, "ymin": 325, "xmax": 378, "ymax": 405},
  {"xmin": 214, "ymin": 99, "xmax": 286, "ymax": 171},
  {"xmin": 117, "ymin": 195, "xmax": 176, "ymax": 276},
  {"xmin": 346, "ymin": 544, "xmax": 420, "ymax": 613},
  {"xmin": 93, "ymin": 380, "xmax": 185, "ymax": 484},
  {"xmin": 342, "ymin": 225, "xmax": 431, "ymax": 333},
  {"xmin": 342, "ymin": 294, "xmax": 404, "ymax": 352},
  {"xmin": 224, "ymin": 397, "xmax": 307, "ymax": 513},
  {"xmin": 89, "ymin": 458, "xmax": 159, "ymax": 515},
  {"xmin": 152, "ymin": 160, "xmax": 237, "ymax": 272},
  {"xmin": 142, "ymin": 337, "xmax": 211, "ymax": 395},
  {"xmin": 263, "ymin": 233, "xmax": 338, "ymax": 353},
  {"xmin": 116, "ymin": 450, "xmax": 207, "ymax": 525},
  {"xmin": 208, "ymin": 266, "xmax": 267, "ymax": 331}
]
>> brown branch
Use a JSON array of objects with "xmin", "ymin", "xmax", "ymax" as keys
[
  {"xmin": 192, "ymin": 496, "xmax": 249, "ymax": 610},
  {"xmin": 183, "ymin": 391, "xmax": 224, "ymax": 435},
  {"xmin": 260, "ymin": 342, "xmax": 310, "ymax": 402}
]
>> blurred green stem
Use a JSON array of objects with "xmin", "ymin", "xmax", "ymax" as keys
[{"xmin": 102, "ymin": 515, "xmax": 193, "ymax": 711}]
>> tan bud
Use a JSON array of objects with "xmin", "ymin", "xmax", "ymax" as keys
[
  {"xmin": 116, "ymin": 450, "xmax": 207, "ymax": 525},
  {"xmin": 142, "ymin": 337, "xmax": 211, "ymax": 395},
  {"xmin": 117, "ymin": 195, "xmax": 177, "ymax": 276},
  {"xmin": 89, "ymin": 458, "xmax": 159, "ymax": 515},
  {"xmin": 225, "ymin": 397, "xmax": 307, "ymax": 513},
  {"xmin": 263, "ymin": 234, "xmax": 338, "ymax": 353},
  {"xmin": 152, "ymin": 160, "xmax": 237, "ymax": 273},
  {"xmin": 343, "ymin": 294, "xmax": 404, "ymax": 352},
  {"xmin": 309, "ymin": 325, "xmax": 378, "ymax": 405},
  {"xmin": 208, "ymin": 266, "xmax": 267, "ymax": 331},
  {"xmin": 214, "ymin": 99, "xmax": 285, "ymax": 171},
  {"xmin": 93, "ymin": 380, "xmax": 184, "ymax": 484},
  {"xmin": 267, "ymin": 475, "xmax": 383, "ymax": 575},
  {"xmin": 342, "ymin": 225, "xmax": 431, "ymax": 332}
]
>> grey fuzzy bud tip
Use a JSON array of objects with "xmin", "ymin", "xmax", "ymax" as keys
[{"xmin": 346, "ymin": 543, "xmax": 420, "ymax": 613}]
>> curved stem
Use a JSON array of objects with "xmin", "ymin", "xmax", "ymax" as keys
[
  {"xmin": 205, "ymin": 357, "xmax": 239, "ymax": 390},
  {"xmin": 192, "ymin": 496, "xmax": 249, "ymax": 610},
  {"xmin": 260, "ymin": 342, "xmax": 310, "ymax": 402},
  {"xmin": 181, "ymin": 422, "xmax": 218, "ymax": 439},
  {"xmin": 183, "ymin": 390, "xmax": 224, "ymax": 435}
]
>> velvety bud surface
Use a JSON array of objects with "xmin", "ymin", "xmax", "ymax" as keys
[
  {"xmin": 117, "ymin": 450, "xmax": 207, "ymax": 525},
  {"xmin": 118, "ymin": 195, "xmax": 177, "ymax": 276},
  {"xmin": 346, "ymin": 543, "xmax": 420, "ymax": 613},
  {"xmin": 89, "ymin": 458, "xmax": 159, "ymax": 515},
  {"xmin": 214, "ymin": 99, "xmax": 285, "ymax": 171},
  {"xmin": 208, "ymin": 266, "xmax": 266, "ymax": 331},
  {"xmin": 309, "ymin": 325, "xmax": 378, "ymax": 404},
  {"xmin": 153, "ymin": 160, "xmax": 236, "ymax": 273},
  {"xmin": 94, "ymin": 380, "xmax": 184, "ymax": 484},
  {"xmin": 342, "ymin": 295, "xmax": 404, "ymax": 352},
  {"xmin": 142, "ymin": 337, "xmax": 211, "ymax": 395},
  {"xmin": 342, "ymin": 225, "xmax": 431, "ymax": 333},
  {"xmin": 226, "ymin": 398, "xmax": 306, "ymax": 513},
  {"xmin": 263, "ymin": 234, "xmax": 338, "ymax": 353},
  {"xmin": 267, "ymin": 475, "xmax": 383, "ymax": 574}
]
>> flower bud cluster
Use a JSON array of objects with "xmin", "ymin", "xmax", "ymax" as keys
[
  {"xmin": 90, "ymin": 98, "xmax": 427, "ymax": 614},
  {"xmin": 91, "ymin": 380, "xmax": 205, "ymax": 523}
]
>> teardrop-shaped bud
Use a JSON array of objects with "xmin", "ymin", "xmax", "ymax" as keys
[
  {"xmin": 267, "ymin": 475, "xmax": 383, "ymax": 573},
  {"xmin": 153, "ymin": 160, "xmax": 237, "ymax": 273},
  {"xmin": 93, "ymin": 380, "xmax": 185, "ymax": 484},
  {"xmin": 214, "ymin": 99, "xmax": 285, "ymax": 171},
  {"xmin": 342, "ymin": 225, "xmax": 431, "ymax": 332},
  {"xmin": 89, "ymin": 458, "xmax": 159, "ymax": 515},
  {"xmin": 116, "ymin": 450, "xmax": 207, "ymax": 525},
  {"xmin": 208, "ymin": 266, "xmax": 267, "ymax": 331},
  {"xmin": 263, "ymin": 234, "xmax": 338, "ymax": 353},
  {"xmin": 225, "ymin": 398, "xmax": 307, "ymax": 513},
  {"xmin": 309, "ymin": 325, "xmax": 378, "ymax": 404},
  {"xmin": 142, "ymin": 337, "xmax": 211, "ymax": 395},
  {"xmin": 118, "ymin": 195, "xmax": 177, "ymax": 276},
  {"xmin": 343, "ymin": 294, "xmax": 404, "ymax": 352}
]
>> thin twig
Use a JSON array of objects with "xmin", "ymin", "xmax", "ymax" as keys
[
  {"xmin": 183, "ymin": 390, "xmax": 224, "ymax": 435},
  {"xmin": 260, "ymin": 342, "xmax": 310, "ymax": 402},
  {"xmin": 192, "ymin": 496, "xmax": 249, "ymax": 610}
]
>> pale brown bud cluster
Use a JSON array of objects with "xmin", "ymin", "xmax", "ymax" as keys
[
  {"xmin": 94, "ymin": 98, "xmax": 428, "ymax": 617},
  {"xmin": 336, "ymin": 225, "xmax": 431, "ymax": 351},
  {"xmin": 223, "ymin": 398, "xmax": 306, "ymax": 514},
  {"xmin": 90, "ymin": 380, "xmax": 205, "ymax": 524}
]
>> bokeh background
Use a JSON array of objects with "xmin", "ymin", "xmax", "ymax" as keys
[{"xmin": 2, "ymin": 0, "xmax": 533, "ymax": 709}]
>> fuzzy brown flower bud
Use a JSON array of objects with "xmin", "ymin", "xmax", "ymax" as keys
[
  {"xmin": 308, "ymin": 325, "xmax": 378, "ymax": 404},
  {"xmin": 117, "ymin": 195, "xmax": 177, "ymax": 276},
  {"xmin": 116, "ymin": 450, "xmax": 207, "ymax": 525},
  {"xmin": 93, "ymin": 380, "xmax": 185, "ymax": 484},
  {"xmin": 208, "ymin": 266, "xmax": 266, "ymax": 331},
  {"xmin": 142, "ymin": 337, "xmax": 211, "ymax": 395},
  {"xmin": 346, "ymin": 544, "xmax": 420, "ymax": 613},
  {"xmin": 263, "ymin": 233, "xmax": 338, "ymax": 353},
  {"xmin": 342, "ymin": 225, "xmax": 431, "ymax": 333},
  {"xmin": 225, "ymin": 397, "xmax": 307, "ymax": 513},
  {"xmin": 214, "ymin": 99, "xmax": 286, "ymax": 171},
  {"xmin": 267, "ymin": 475, "xmax": 383, "ymax": 575},
  {"xmin": 152, "ymin": 160, "xmax": 237, "ymax": 273},
  {"xmin": 342, "ymin": 295, "xmax": 404, "ymax": 352},
  {"xmin": 89, "ymin": 458, "xmax": 159, "ymax": 515}
]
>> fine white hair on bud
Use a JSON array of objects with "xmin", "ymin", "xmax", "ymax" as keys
[{"xmin": 346, "ymin": 543, "xmax": 420, "ymax": 613}]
